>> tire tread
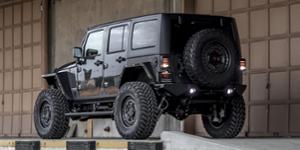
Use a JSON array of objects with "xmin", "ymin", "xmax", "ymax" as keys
[
  {"xmin": 34, "ymin": 89, "xmax": 70, "ymax": 139},
  {"xmin": 183, "ymin": 28, "xmax": 238, "ymax": 88},
  {"xmin": 202, "ymin": 95, "xmax": 245, "ymax": 138},
  {"xmin": 114, "ymin": 82, "xmax": 158, "ymax": 139}
]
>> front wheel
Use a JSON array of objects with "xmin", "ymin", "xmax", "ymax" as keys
[
  {"xmin": 34, "ymin": 89, "xmax": 70, "ymax": 139},
  {"xmin": 202, "ymin": 95, "xmax": 245, "ymax": 138},
  {"xmin": 114, "ymin": 82, "xmax": 158, "ymax": 139}
]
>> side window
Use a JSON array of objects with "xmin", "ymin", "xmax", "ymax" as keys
[
  {"xmin": 132, "ymin": 20, "xmax": 158, "ymax": 50},
  {"xmin": 85, "ymin": 30, "xmax": 104, "ymax": 55},
  {"xmin": 108, "ymin": 25, "xmax": 128, "ymax": 53}
]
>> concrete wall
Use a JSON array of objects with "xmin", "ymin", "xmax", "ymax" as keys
[
  {"xmin": 49, "ymin": 0, "xmax": 184, "ymax": 138},
  {"xmin": 49, "ymin": 0, "xmax": 175, "ymax": 69}
]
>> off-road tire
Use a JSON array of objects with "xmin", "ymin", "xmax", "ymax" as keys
[
  {"xmin": 183, "ymin": 28, "xmax": 239, "ymax": 88},
  {"xmin": 34, "ymin": 89, "xmax": 70, "ymax": 139},
  {"xmin": 114, "ymin": 82, "xmax": 158, "ymax": 139},
  {"xmin": 202, "ymin": 95, "xmax": 245, "ymax": 138}
]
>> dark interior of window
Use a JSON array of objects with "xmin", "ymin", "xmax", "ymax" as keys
[
  {"xmin": 132, "ymin": 20, "xmax": 158, "ymax": 50},
  {"xmin": 108, "ymin": 25, "xmax": 127, "ymax": 53}
]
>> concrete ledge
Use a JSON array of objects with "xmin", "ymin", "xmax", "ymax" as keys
[
  {"xmin": 96, "ymin": 140, "xmax": 127, "ymax": 149},
  {"xmin": 0, "ymin": 140, "xmax": 128, "ymax": 150},
  {"xmin": 0, "ymin": 140, "xmax": 15, "ymax": 147},
  {"xmin": 161, "ymin": 131, "xmax": 300, "ymax": 150},
  {"xmin": 0, "ymin": 139, "xmax": 162, "ymax": 150},
  {"xmin": 41, "ymin": 140, "xmax": 66, "ymax": 148},
  {"xmin": 161, "ymin": 131, "xmax": 245, "ymax": 150}
]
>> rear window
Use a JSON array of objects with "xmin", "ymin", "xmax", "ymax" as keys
[{"xmin": 132, "ymin": 20, "xmax": 158, "ymax": 50}]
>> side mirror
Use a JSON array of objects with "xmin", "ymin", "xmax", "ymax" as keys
[
  {"xmin": 86, "ymin": 49, "xmax": 99, "ymax": 59},
  {"xmin": 73, "ymin": 47, "xmax": 83, "ymax": 58}
]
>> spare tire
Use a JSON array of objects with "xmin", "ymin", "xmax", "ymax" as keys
[{"xmin": 183, "ymin": 29, "xmax": 239, "ymax": 88}]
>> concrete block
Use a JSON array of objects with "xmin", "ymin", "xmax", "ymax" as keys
[
  {"xmin": 93, "ymin": 119, "xmax": 120, "ymax": 138},
  {"xmin": 128, "ymin": 141, "xmax": 163, "ymax": 150},
  {"xmin": 93, "ymin": 115, "xmax": 181, "ymax": 138},
  {"xmin": 161, "ymin": 132, "xmax": 242, "ymax": 150},
  {"xmin": 67, "ymin": 141, "xmax": 95, "ymax": 150},
  {"xmin": 75, "ymin": 120, "xmax": 88, "ymax": 137},
  {"xmin": 161, "ymin": 131, "xmax": 300, "ymax": 150},
  {"xmin": 16, "ymin": 141, "xmax": 40, "ymax": 150}
]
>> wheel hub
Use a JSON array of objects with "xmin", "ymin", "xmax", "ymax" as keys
[
  {"xmin": 203, "ymin": 42, "xmax": 230, "ymax": 74},
  {"xmin": 209, "ymin": 104, "xmax": 227, "ymax": 128},
  {"xmin": 40, "ymin": 101, "xmax": 52, "ymax": 128},
  {"xmin": 121, "ymin": 97, "xmax": 137, "ymax": 127}
]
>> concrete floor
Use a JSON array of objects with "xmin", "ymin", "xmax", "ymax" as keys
[
  {"xmin": 216, "ymin": 138, "xmax": 300, "ymax": 150},
  {"xmin": 161, "ymin": 132, "xmax": 300, "ymax": 150}
]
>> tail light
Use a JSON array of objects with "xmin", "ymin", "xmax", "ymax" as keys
[
  {"xmin": 160, "ymin": 56, "xmax": 172, "ymax": 80},
  {"xmin": 160, "ymin": 70, "xmax": 171, "ymax": 79},
  {"xmin": 240, "ymin": 58, "xmax": 246, "ymax": 71},
  {"xmin": 160, "ymin": 57, "xmax": 170, "ymax": 68}
]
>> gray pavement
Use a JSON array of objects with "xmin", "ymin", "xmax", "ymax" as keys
[{"xmin": 161, "ymin": 131, "xmax": 300, "ymax": 150}]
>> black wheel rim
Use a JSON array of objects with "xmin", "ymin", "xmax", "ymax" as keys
[
  {"xmin": 121, "ymin": 96, "xmax": 137, "ymax": 127},
  {"xmin": 40, "ymin": 101, "xmax": 52, "ymax": 128},
  {"xmin": 208, "ymin": 104, "xmax": 230, "ymax": 129},
  {"xmin": 209, "ymin": 118, "xmax": 225, "ymax": 129},
  {"xmin": 202, "ymin": 41, "xmax": 230, "ymax": 74}
]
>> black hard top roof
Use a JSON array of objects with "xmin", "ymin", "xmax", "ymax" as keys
[{"xmin": 87, "ymin": 13, "xmax": 231, "ymax": 31}]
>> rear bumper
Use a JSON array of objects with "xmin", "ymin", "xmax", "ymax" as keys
[{"xmin": 159, "ymin": 83, "xmax": 246, "ymax": 97}]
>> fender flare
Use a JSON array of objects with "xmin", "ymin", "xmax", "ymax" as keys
[
  {"xmin": 42, "ymin": 73, "xmax": 57, "ymax": 87},
  {"xmin": 120, "ymin": 62, "xmax": 156, "ymax": 86},
  {"xmin": 42, "ymin": 72, "xmax": 74, "ymax": 100}
]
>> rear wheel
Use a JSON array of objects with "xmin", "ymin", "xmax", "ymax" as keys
[
  {"xmin": 202, "ymin": 95, "xmax": 245, "ymax": 138},
  {"xmin": 114, "ymin": 82, "xmax": 158, "ymax": 139},
  {"xmin": 34, "ymin": 89, "xmax": 70, "ymax": 139}
]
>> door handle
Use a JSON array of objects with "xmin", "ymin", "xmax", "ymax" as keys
[
  {"xmin": 116, "ymin": 56, "xmax": 126, "ymax": 63},
  {"xmin": 103, "ymin": 63, "xmax": 109, "ymax": 69},
  {"xmin": 94, "ymin": 60, "xmax": 103, "ymax": 66}
]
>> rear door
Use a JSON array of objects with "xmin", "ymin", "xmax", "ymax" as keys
[{"xmin": 103, "ymin": 22, "xmax": 130, "ymax": 96}]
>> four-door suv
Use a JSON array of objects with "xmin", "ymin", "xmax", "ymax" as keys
[{"xmin": 34, "ymin": 13, "xmax": 246, "ymax": 139}]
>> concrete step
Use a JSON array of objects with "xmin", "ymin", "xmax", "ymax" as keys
[
  {"xmin": 1, "ymin": 132, "xmax": 300, "ymax": 150},
  {"xmin": 0, "ymin": 139, "xmax": 162, "ymax": 150},
  {"xmin": 161, "ymin": 131, "xmax": 300, "ymax": 150}
]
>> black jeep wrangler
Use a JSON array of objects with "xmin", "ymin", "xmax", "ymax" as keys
[{"xmin": 34, "ymin": 13, "xmax": 246, "ymax": 139}]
